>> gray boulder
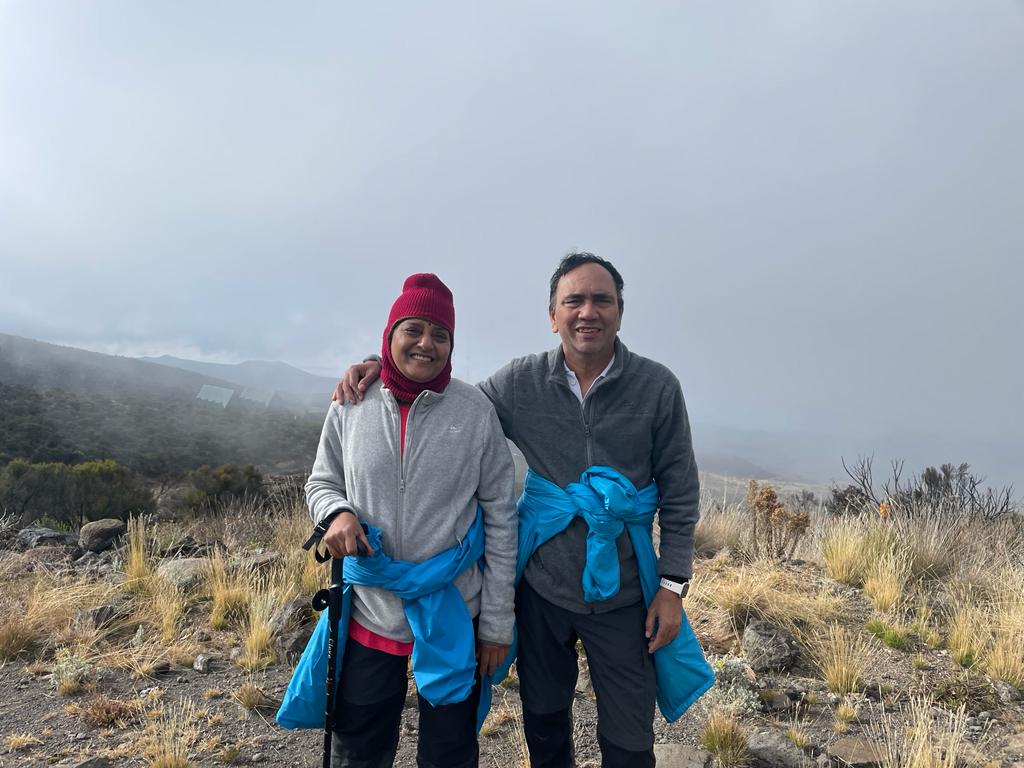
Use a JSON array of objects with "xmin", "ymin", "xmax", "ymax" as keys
[
  {"xmin": 79, "ymin": 519, "xmax": 126, "ymax": 553},
  {"xmin": 16, "ymin": 526, "xmax": 79, "ymax": 550},
  {"xmin": 156, "ymin": 557, "xmax": 209, "ymax": 591},
  {"xmin": 653, "ymin": 744, "xmax": 711, "ymax": 768},
  {"xmin": 827, "ymin": 737, "xmax": 885, "ymax": 767},
  {"xmin": 270, "ymin": 597, "xmax": 313, "ymax": 636},
  {"xmin": 233, "ymin": 549, "xmax": 282, "ymax": 574},
  {"xmin": 747, "ymin": 730, "xmax": 814, "ymax": 768},
  {"xmin": 73, "ymin": 604, "xmax": 122, "ymax": 632},
  {"xmin": 277, "ymin": 625, "xmax": 315, "ymax": 662},
  {"xmin": 742, "ymin": 619, "xmax": 799, "ymax": 672},
  {"xmin": 24, "ymin": 544, "xmax": 81, "ymax": 564}
]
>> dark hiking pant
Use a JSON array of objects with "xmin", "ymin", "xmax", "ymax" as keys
[
  {"xmin": 330, "ymin": 637, "xmax": 481, "ymax": 768},
  {"xmin": 516, "ymin": 579, "xmax": 657, "ymax": 768}
]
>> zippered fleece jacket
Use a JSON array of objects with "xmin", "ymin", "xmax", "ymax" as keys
[
  {"xmin": 478, "ymin": 339, "xmax": 700, "ymax": 614},
  {"xmin": 306, "ymin": 378, "xmax": 518, "ymax": 646}
]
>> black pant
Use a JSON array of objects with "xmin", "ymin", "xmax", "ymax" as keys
[
  {"xmin": 516, "ymin": 580, "xmax": 656, "ymax": 768},
  {"xmin": 330, "ymin": 637, "xmax": 481, "ymax": 768}
]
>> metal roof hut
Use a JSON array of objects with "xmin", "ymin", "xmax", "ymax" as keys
[
  {"xmin": 195, "ymin": 384, "xmax": 234, "ymax": 409},
  {"xmin": 238, "ymin": 386, "xmax": 275, "ymax": 409}
]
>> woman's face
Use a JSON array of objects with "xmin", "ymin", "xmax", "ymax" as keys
[{"xmin": 390, "ymin": 317, "xmax": 451, "ymax": 382}]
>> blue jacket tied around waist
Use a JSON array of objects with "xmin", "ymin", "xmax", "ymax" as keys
[
  {"xmin": 276, "ymin": 511, "xmax": 485, "ymax": 730},
  {"xmin": 484, "ymin": 467, "xmax": 714, "ymax": 724}
]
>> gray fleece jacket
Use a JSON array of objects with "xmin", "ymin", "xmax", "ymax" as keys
[
  {"xmin": 306, "ymin": 378, "xmax": 518, "ymax": 646},
  {"xmin": 478, "ymin": 339, "xmax": 700, "ymax": 614}
]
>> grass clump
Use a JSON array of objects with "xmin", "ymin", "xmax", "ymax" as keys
[
  {"xmin": 784, "ymin": 722, "xmax": 811, "ymax": 750},
  {"xmin": 701, "ymin": 709, "xmax": 749, "ymax": 767},
  {"xmin": 820, "ymin": 518, "xmax": 895, "ymax": 586},
  {"xmin": 946, "ymin": 602, "xmax": 988, "ymax": 669},
  {"xmin": 866, "ymin": 618, "xmax": 911, "ymax": 650},
  {"xmin": 694, "ymin": 501, "xmax": 745, "ymax": 558},
  {"xmin": 986, "ymin": 630, "xmax": 1024, "ymax": 687},
  {"xmin": 236, "ymin": 572, "xmax": 296, "ymax": 671},
  {"xmin": 206, "ymin": 550, "xmax": 249, "ymax": 630},
  {"xmin": 0, "ymin": 614, "xmax": 38, "ymax": 661},
  {"xmin": 872, "ymin": 696, "xmax": 967, "ymax": 768},
  {"xmin": 141, "ymin": 699, "xmax": 199, "ymax": 768},
  {"xmin": 863, "ymin": 549, "xmax": 911, "ymax": 614},
  {"xmin": 124, "ymin": 515, "xmax": 157, "ymax": 594},
  {"xmin": 4, "ymin": 733, "xmax": 42, "ymax": 751},
  {"xmin": 833, "ymin": 700, "xmax": 858, "ymax": 733},
  {"xmin": 66, "ymin": 694, "xmax": 143, "ymax": 727},
  {"xmin": 233, "ymin": 681, "xmax": 272, "ymax": 715},
  {"xmin": 811, "ymin": 624, "xmax": 871, "ymax": 694}
]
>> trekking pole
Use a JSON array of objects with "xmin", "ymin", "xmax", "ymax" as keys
[
  {"xmin": 310, "ymin": 555, "xmax": 344, "ymax": 768},
  {"xmin": 305, "ymin": 524, "xmax": 368, "ymax": 768}
]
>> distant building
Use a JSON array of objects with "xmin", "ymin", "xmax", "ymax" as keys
[
  {"xmin": 238, "ymin": 387, "xmax": 274, "ymax": 408},
  {"xmin": 195, "ymin": 384, "xmax": 234, "ymax": 409}
]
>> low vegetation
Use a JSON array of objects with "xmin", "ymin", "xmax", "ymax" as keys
[{"xmin": 0, "ymin": 461, "xmax": 1021, "ymax": 766}]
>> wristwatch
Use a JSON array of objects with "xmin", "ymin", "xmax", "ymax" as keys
[{"xmin": 659, "ymin": 577, "xmax": 690, "ymax": 598}]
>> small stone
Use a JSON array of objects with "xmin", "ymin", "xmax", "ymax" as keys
[
  {"xmin": 78, "ymin": 519, "xmax": 126, "ymax": 553},
  {"xmin": 75, "ymin": 732, "xmax": 89, "ymax": 740},
  {"xmin": 994, "ymin": 680, "xmax": 1021, "ymax": 704},
  {"xmin": 652, "ymin": 744, "xmax": 711, "ymax": 768},
  {"xmin": 70, "ymin": 757, "xmax": 112, "ymax": 768},
  {"xmin": 742, "ymin": 620, "xmax": 799, "ymax": 672},
  {"xmin": 16, "ymin": 526, "xmax": 80, "ymax": 550},
  {"xmin": 175, "ymin": 675, "xmax": 186, "ymax": 683},
  {"xmin": 73, "ymin": 604, "xmax": 120, "ymax": 632},
  {"xmin": 156, "ymin": 557, "xmax": 209, "ymax": 592},
  {"xmin": 131, "ymin": 625, "xmax": 145, "ymax": 648},
  {"xmin": 250, "ymin": 753, "xmax": 263, "ymax": 762},
  {"xmin": 193, "ymin": 654, "xmax": 212, "ymax": 673},
  {"xmin": 828, "ymin": 736, "xmax": 885, "ymax": 767},
  {"xmin": 747, "ymin": 729, "xmax": 814, "ymax": 768}
]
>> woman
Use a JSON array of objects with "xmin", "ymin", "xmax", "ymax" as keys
[{"xmin": 305, "ymin": 273, "xmax": 517, "ymax": 768}]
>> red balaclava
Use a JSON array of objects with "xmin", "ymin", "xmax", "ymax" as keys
[{"xmin": 380, "ymin": 273, "xmax": 455, "ymax": 403}]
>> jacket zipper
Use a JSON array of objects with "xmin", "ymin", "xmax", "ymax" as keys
[
  {"xmin": 396, "ymin": 393, "xmax": 420, "ymax": 560},
  {"xmin": 579, "ymin": 373, "xmax": 612, "ymax": 468}
]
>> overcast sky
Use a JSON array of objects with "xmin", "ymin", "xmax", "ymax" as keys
[{"xmin": 2, "ymin": 2, "xmax": 1022, "ymax": 461}]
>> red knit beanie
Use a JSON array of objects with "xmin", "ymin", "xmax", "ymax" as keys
[
  {"xmin": 380, "ymin": 273, "xmax": 455, "ymax": 402},
  {"xmin": 384, "ymin": 273, "xmax": 455, "ymax": 341}
]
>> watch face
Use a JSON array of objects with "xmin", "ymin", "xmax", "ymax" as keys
[{"xmin": 680, "ymin": 581, "xmax": 690, "ymax": 598}]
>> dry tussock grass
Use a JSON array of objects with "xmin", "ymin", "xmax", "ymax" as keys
[
  {"xmin": 232, "ymin": 680, "xmax": 274, "ymax": 716},
  {"xmin": 863, "ymin": 548, "xmax": 912, "ymax": 615},
  {"xmin": 701, "ymin": 709, "xmax": 749, "ymax": 766},
  {"xmin": 238, "ymin": 574, "xmax": 295, "ymax": 671},
  {"xmin": 140, "ymin": 699, "xmax": 199, "ymax": 768},
  {"xmin": 275, "ymin": 502, "xmax": 327, "ymax": 595},
  {"xmin": 810, "ymin": 625, "xmax": 871, "ymax": 694},
  {"xmin": 206, "ymin": 550, "xmax": 249, "ymax": 630},
  {"xmin": 872, "ymin": 696, "xmax": 968, "ymax": 768},
  {"xmin": 4, "ymin": 733, "xmax": 42, "ymax": 751},
  {"xmin": 123, "ymin": 515, "xmax": 157, "ymax": 594},
  {"xmin": 144, "ymin": 576, "xmax": 187, "ymax": 644},
  {"xmin": 0, "ymin": 613, "xmax": 38, "ymax": 661},
  {"xmin": 65, "ymin": 694, "xmax": 144, "ymax": 727},
  {"xmin": 819, "ymin": 518, "xmax": 895, "ymax": 586},
  {"xmin": 694, "ymin": 501, "xmax": 745, "ymax": 558},
  {"xmin": 690, "ymin": 562, "xmax": 844, "ymax": 644}
]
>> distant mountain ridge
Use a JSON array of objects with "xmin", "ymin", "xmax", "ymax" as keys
[
  {"xmin": 0, "ymin": 333, "xmax": 240, "ymax": 402},
  {"xmin": 139, "ymin": 355, "xmax": 336, "ymax": 396}
]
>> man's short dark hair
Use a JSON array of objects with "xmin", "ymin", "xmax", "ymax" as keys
[{"xmin": 548, "ymin": 251, "xmax": 625, "ymax": 312}]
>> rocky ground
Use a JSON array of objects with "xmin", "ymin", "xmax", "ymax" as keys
[{"xmin": 2, "ymin": 504, "xmax": 1024, "ymax": 767}]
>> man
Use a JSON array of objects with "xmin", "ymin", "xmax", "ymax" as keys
[{"xmin": 337, "ymin": 253, "xmax": 702, "ymax": 768}]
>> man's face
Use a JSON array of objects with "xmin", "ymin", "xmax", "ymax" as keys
[{"xmin": 549, "ymin": 262, "xmax": 622, "ymax": 362}]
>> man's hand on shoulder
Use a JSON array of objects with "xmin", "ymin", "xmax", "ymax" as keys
[
  {"xmin": 332, "ymin": 360, "xmax": 382, "ymax": 404},
  {"xmin": 645, "ymin": 588, "xmax": 683, "ymax": 654}
]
